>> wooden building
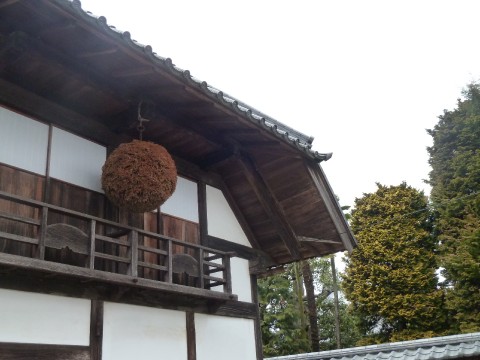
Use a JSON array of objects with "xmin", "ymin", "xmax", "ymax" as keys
[{"xmin": 0, "ymin": 1, "xmax": 356, "ymax": 359}]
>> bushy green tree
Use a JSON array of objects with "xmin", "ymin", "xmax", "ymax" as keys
[
  {"xmin": 427, "ymin": 83, "xmax": 480, "ymax": 333},
  {"xmin": 258, "ymin": 258, "xmax": 361, "ymax": 356},
  {"xmin": 343, "ymin": 183, "xmax": 447, "ymax": 344}
]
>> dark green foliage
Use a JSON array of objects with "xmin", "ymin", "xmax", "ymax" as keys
[
  {"xmin": 427, "ymin": 83, "xmax": 480, "ymax": 333},
  {"xmin": 343, "ymin": 183, "xmax": 447, "ymax": 344},
  {"xmin": 258, "ymin": 258, "xmax": 361, "ymax": 357}
]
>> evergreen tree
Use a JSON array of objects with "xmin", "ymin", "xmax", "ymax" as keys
[
  {"xmin": 343, "ymin": 183, "xmax": 446, "ymax": 344},
  {"xmin": 427, "ymin": 83, "xmax": 480, "ymax": 333},
  {"xmin": 258, "ymin": 258, "xmax": 361, "ymax": 356}
]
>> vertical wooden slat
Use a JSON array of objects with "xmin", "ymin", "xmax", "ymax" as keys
[
  {"xmin": 186, "ymin": 311, "xmax": 196, "ymax": 360},
  {"xmin": 198, "ymin": 249, "xmax": 204, "ymax": 289},
  {"xmin": 37, "ymin": 206, "xmax": 48, "ymax": 260},
  {"xmin": 167, "ymin": 239, "xmax": 173, "ymax": 283},
  {"xmin": 128, "ymin": 230, "xmax": 138, "ymax": 277},
  {"xmin": 224, "ymin": 254, "xmax": 232, "ymax": 294},
  {"xmin": 43, "ymin": 124, "xmax": 53, "ymax": 203},
  {"xmin": 89, "ymin": 220, "xmax": 96, "ymax": 270},
  {"xmin": 250, "ymin": 275, "xmax": 264, "ymax": 360},
  {"xmin": 197, "ymin": 181, "xmax": 208, "ymax": 246},
  {"xmin": 90, "ymin": 300, "xmax": 104, "ymax": 360}
]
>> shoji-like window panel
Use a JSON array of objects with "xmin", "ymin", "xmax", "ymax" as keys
[
  {"xmin": 0, "ymin": 106, "xmax": 48, "ymax": 175},
  {"xmin": 50, "ymin": 127, "xmax": 106, "ymax": 192},
  {"xmin": 0, "ymin": 289, "xmax": 91, "ymax": 345}
]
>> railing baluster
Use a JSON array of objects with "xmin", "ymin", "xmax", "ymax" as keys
[
  {"xmin": 199, "ymin": 249, "xmax": 205, "ymax": 289},
  {"xmin": 167, "ymin": 239, "xmax": 173, "ymax": 284},
  {"xmin": 89, "ymin": 220, "xmax": 96, "ymax": 270},
  {"xmin": 224, "ymin": 253, "xmax": 232, "ymax": 294},
  {"xmin": 128, "ymin": 230, "xmax": 138, "ymax": 277},
  {"xmin": 37, "ymin": 206, "xmax": 48, "ymax": 260}
]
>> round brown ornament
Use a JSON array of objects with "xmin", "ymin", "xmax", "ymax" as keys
[{"xmin": 102, "ymin": 140, "xmax": 177, "ymax": 213}]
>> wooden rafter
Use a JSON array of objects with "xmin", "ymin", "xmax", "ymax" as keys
[
  {"xmin": 305, "ymin": 161, "xmax": 356, "ymax": 253},
  {"xmin": 238, "ymin": 155, "xmax": 302, "ymax": 260}
]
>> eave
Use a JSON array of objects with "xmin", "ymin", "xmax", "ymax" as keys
[{"xmin": 0, "ymin": 0, "xmax": 356, "ymax": 267}]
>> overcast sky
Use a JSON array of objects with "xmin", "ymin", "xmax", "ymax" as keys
[{"xmin": 80, "ymin": 0, "xmax": 480, "ymax": 207}]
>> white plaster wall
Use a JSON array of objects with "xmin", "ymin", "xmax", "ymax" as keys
[
  {"xmin": 231, "ymin": 257, "xmax": 252, "ymax": 302},
  {"xmin": 196, "ymin": 314, "xmax": 257, "ymax": 360},
  {"xmin": 161, "ymin": 176, "xmax": 199, "ymax": 222},
  {"xmin": 206, "ymin": 185, "xmax": 251, "ymax": 247},
  {"xmin": 0, "ymin": 289, "xmax": 91, "ymax": 345},
  {"xmin": 210, "ymin": 257, "xmax": 252, "ymax": 302},
  {"xmin": 0, "ymin": 106, "xmax": 49, "ymax": 175},
  {"xmin": 102, "ymin": 302, "xmax": 187, "ymax": 360},
  {"xmin": 50, "ymin": 127, "xmax": 106, "ymax": 192}
]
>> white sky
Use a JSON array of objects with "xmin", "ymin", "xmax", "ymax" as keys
[{"xmin": 80, "ymin": 0, "xmax": 480, "ymax": 207}]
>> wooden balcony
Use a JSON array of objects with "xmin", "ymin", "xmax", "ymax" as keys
[{"xmin": 0, "ymin": 190, "xmax": 237, "ymax": 303}]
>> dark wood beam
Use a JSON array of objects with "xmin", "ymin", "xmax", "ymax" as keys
[
  {"xmin": 0, "ymin": 0, "xmax": 20, "ymax": 9},
  {"xmin": 205, "ymin": 235, "xmax": 274, "ymax": 264},
  {"xmin": 111, "ymin": 66, "xmax": 155, "ymax": 78},
  {"xmin": 305, "ymin": 161, "xmax": 356, "ymax": 253},
  {"xmin": 0, "ymin": 78, "xmax": 129, "ymax": 147},
  {"xmin": 298, "ymin": 236, "xmax": 340, "ymax": 245},
  {"xmin": 238, "ymin": 155, "xmax": 302, "ymax": 260},
  {"xmin": 0, "ymin": 343, "xmax": 90, "ymax": 360},
  {"xmin": 198, "ymin": 149, "xmax": 236, "ymax": 169},
  {"xmin": 76, "ymin": 47, "xmax": 118, "ymax": 58}
]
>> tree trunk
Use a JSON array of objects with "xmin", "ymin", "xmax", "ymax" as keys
[
  {"xmin": 331, "ymin": 256, "xmax": 341, "ymax": 349},
  {"xmin": 302, "ymin": 260, "xmax": 320, "ymax": 352}
]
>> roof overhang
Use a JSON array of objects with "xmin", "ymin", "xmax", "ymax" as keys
[{"xmin": 0, "ymin": 0, "xmax": 356, "ymax": 267}]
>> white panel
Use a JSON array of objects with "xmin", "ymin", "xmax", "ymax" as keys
[
  {"xmin": 0, "ymin": 106, "xmax": 49, "ymax": 175},
  {"xmin": 102, "ymin": 302, "xmax": 187, "ymax": 360},
  {"xmin": 232, "ymin": 257, "xmax": 252, "ymax": 302},
  {"xmin": 161, "ymin": 176, "xmax": 198, "ymax": 222},
  {"xmin": 50, "ymin": 127, "xmax": 106, "ymax": 192},
  {"xmin": 206, "ymin": 185, "xmax": 251, "ymax": 247},
  {"xmin": 196, "ymin": 314, "xmax": 257, "ymax": 360},
  {"xmin": 0, "ymin": 289, "xmax": 91, "ymax": 345},
  {"xmin": 210, "ymin": 257, "xmax": 252, "ymax": 302}
]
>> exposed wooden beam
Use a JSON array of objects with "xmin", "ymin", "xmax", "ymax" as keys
[
  {"xmin": 0, "ymin": 78, "xmax": 129, "ymax": 147},
  {"xmin": 238, "ymin": 155, "xmax": 302, "ymax": 260},
  {"xmin": 198, "ymin": 149, "xmax": 237, "ymax": 169},
  {"xmin": 111, "ymin": 66, "xmax": 155, "ymax": 78},
  {"xmin": 0, "ymin": 0, "xmax": 20, "ymax": 9},
  {"xmin": 305, "ymin": 161, "xmax": 357, "ymax": 253},
  {"xmin": 298, "ymin": 236, "xmax": 340, "ymax": 245},
  {"xmin": 39, "ymin": 20, "xmax": 77, "ymax": 36},
  {"xmin": 76, "ymin": 47, "xmax": 118, "ymax": 58}
]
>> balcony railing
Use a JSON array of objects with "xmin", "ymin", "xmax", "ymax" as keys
[{"xmin": 0, "ymin": 190, "xmax": 236, "ymax": 301}]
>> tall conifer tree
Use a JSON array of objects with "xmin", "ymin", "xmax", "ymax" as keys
[
  {"xmin": 427, "ymin": 83, "xmax": 480, "ymax": 333},
  {"xmin": 343, "ymin": 184, "xmax": 446, "ymax": 344}
]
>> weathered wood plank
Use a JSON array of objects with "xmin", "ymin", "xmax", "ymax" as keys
[
  {"xmin": 238, "ymin": 155, "xmax": 301, "ymax": 260},
  {"xmin": 186, "ymin": 311, "xmax": 196, "ymax": 360},
  {"xmin": 0, "ymin": 251, "xmax": 237, "ymax": 301},
  {"xmin": 90, "ymin": 300, "xmax": 103, "ymax": 360},
  {"xmin": 0, "ymin": 343, "xmax": 90, "ymax": 360}
]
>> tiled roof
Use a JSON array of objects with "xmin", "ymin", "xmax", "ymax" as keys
[
  {"xmin": 64, "ymin": 0, "xmax": 332, "ymax": 162},
  {"xmin": 266, "ymin": 333, "xmax": 480, "ymax": 360}
]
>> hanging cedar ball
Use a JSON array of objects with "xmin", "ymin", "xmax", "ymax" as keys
[{"xmin": 102, "ymin": 140, "xmax": 177, "ymax": 213}]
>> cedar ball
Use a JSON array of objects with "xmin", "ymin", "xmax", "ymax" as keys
[{"xmin": 102, "ymin": 140, "xmax": 177, "ymax": 213}]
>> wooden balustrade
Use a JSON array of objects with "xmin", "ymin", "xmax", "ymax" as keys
[{"xmin": 0, "ymin": 190, "xmax": 235, "ymax": 298}]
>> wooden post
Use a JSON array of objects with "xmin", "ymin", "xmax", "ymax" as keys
[
  {"xmin": 128, "ymin": 230, "xmax": 138, "ymax": 277},
  {"xmin": 37, "ymin": 206, "xmax": 48, "ymax": 260},
  {"xmin": 167, "ymin": 239, "xmax": 173, "ymax": 283},
  {"xmin": 198, "ymin": 248, "xmax": 205, "ymax": 289},
  {"xmin": 186, "ymin": 311, "xmax": 196, "ymax": 360},
  {"xmin": 224, "ymin": 254, "xmax": 232, "ymax": 294},
  {"xmin": 89, "ymin": 220, "xmax": 96, "ymax": 270}
]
